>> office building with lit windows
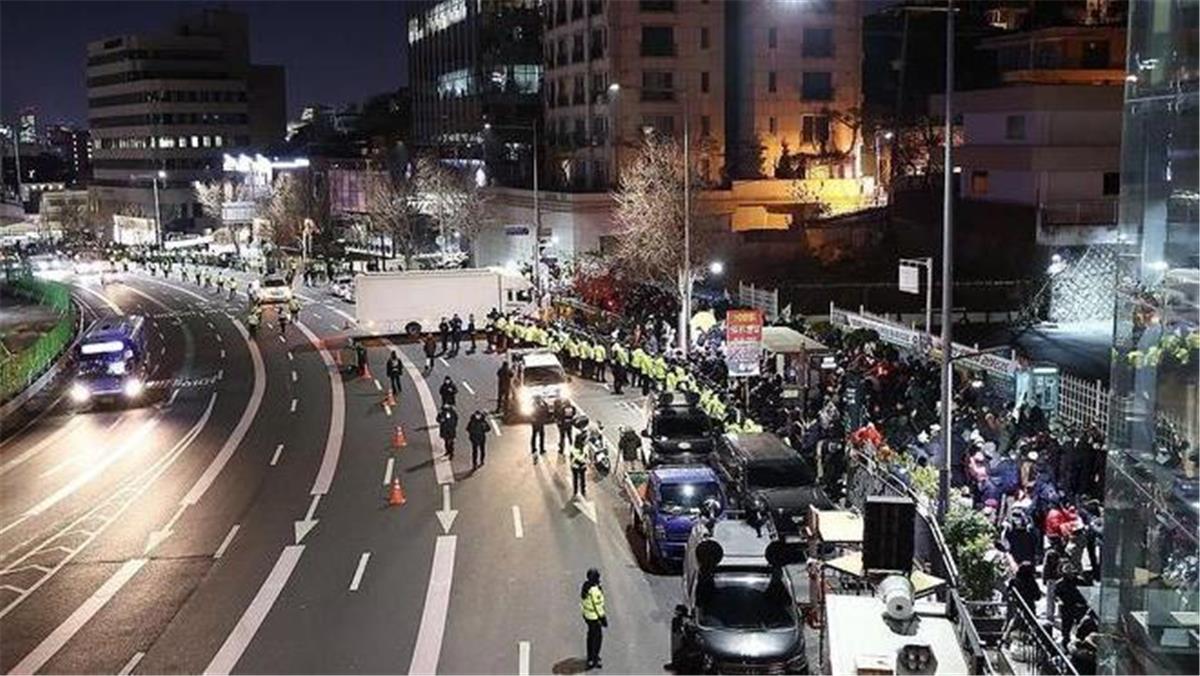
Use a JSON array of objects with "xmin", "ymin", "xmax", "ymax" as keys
[{"xmin": 86, "ymin": 8, "xmax": 284, "ymax": 231}]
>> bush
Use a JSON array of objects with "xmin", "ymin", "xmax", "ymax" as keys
[{"xmin": 944, "ymin": 503, "xmax": 1005, "ymax": 601}]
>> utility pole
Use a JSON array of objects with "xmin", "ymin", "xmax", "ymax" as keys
[
  {"xmin": 938, "ymin": 0, "xmax": 956, "ymax": 523},
  {"xmin": 681, "ymin": 90, "xmax": 691, "ymax": 356}
]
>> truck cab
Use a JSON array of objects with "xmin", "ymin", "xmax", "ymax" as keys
[
  {"xmin": 673, "ymin": 519, "xmax": 808, "ymax": 674},
  {"xmin": 710, "ymin": 432, "xmax": 832, "ymax": 540},
  {"xmin": 627, "ymin": 465, "xmax": 724, "ymax": 570},
  {"xmin": 642, "ymin": 392, "xmax": 718, "ymax": 467}
]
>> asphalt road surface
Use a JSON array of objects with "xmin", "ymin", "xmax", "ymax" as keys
[{"xmin": 0, "ymin": 266, "xmax": 682, "ymax": 675}]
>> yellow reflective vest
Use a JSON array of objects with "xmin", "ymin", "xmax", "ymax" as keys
[{"xmin": 581, "ymin": 585, "xmax": 606, "ymax": 621}]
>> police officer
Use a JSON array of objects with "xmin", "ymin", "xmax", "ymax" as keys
[
  {"xmin": 530, "ymin": 401, "xmax": 547, "ymax": 463},
  {"xmin": 593, "ymin": 341, "xmax": 607, "ymax": 383},
  {"xmin": 439, "ymin": 376, "xmax": 458, "ymax": 408},
  {"xmin": 466, "ymin": 314, "xmax": 478, "ymax": 353},
  {"xmin": 570, "ymin": 428, "xmax": 590, "ymax": 498},
  {"xmin": 438, "ymin": 317, "xmax": 450, "ymax": 354},
  {"xmin": 466, "ymin": 410, "xmax": 490, "ymax": 469},
  {"xmin": 247, "ymin": 308, "xmax": 260, "ymax": 338},
  {"xmin": 355, "ymin": 339, "xmax": 368, "ymax": 378},
  {"xmin": 611, "ymin": 341, "xmax": 627, "ymax": 395},
  {"xmin": 449, "ymin": 313, "xmax": 463, "ymax": 356},
  {"xmin": 557, "ymin": 403, "xmax": 577, "ymax": 454},
  {"xmin": 386, "ymin": 350, "xmax": 403, "ymax": 397},
  {"xmin": 437, "ymin": 404, "xmax": 458, "ymax": 459},
  {"xmin": 580, "ymin": 569, "xmax": 607, "ymax": 670},
  {"xmin": 496, "ymin": 360, "xmax": 513, "ymax": 414},
  {"xmin": 423, "ymin": 334, "xmax": 438, "ymax": 373}
]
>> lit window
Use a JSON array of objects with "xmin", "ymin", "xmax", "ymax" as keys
[
  {"xmin": 191, "ymin": 135, "xmax": 200, "ymax": 148},
  {"xmin": 214, "ymin": 135, "xmax": 223, "ymax": 147}
]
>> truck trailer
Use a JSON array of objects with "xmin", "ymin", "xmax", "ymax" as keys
[{"xmin": 354, "ymin": 268, "xmax": 533, "ymax": 335}]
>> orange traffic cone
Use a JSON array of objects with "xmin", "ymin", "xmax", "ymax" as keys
[
  {"xmin": 393, "ymin": 425, "xmax": 408, "ymax": 448},
  {"xmin": 387, "ymin": 478, "xmax": 406, "ymax": 506}
]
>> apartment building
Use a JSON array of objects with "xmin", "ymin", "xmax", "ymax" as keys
[{"xmin": 86, "ymin": 9, "xmax": 285, "ymax": 231}]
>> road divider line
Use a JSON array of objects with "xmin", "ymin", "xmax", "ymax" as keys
[
  {"xmin": 204, "ymin": 545, "xmax": 304, "ymax": 675},
  {"xmin": 408, "ymin": 535, "xmax": 457, "ymax": 675},
  {"xmin": 270, "ymin": 444, "xmax": 283, "ymax": 466},
  {"xmin": 388, "ymin": 340, "xmax": 453, "ymax": 485},
  {"xmin": 349, "ymin": 552, "xmax": 370, "ymax": 592},
  {"xmin": 512, "ymin": 506, "xmax": 524, "ymax": 539},
  {"xmin": 220, "ymin": 348, "xmax": 226, "ymax": 359},
  {"xmin": 10, "ymin": 558, "xmax": 146, "ymax": 675},
  {"xmin": 74, "ymin": 284, "xmax": 123, "ymax": 315},
  {"xmin": 291, "ymin": 370, "xmax": 298, "ymax": 383},
  {"xmin": 461, "ymin": 381, "xmax": 475, "ymax": 395},
  {"xmin": 118, "ymin": 651, "xmax": 145, "ymax": 675},
  {"xmin": 180, "ymin": 319, "xmax": 265, "ymax": 507},
  {"xmin": 488, "ymin": 416, "xmax": 502, "ymax": 436},
  {"xmin": 382, "ymin": 457, "xmax": 394, "ymax": 486},
  {"xmin": 287, "ymin": 351, "xmax": 293, "ymax": 361},
  {"xmin": 519, "ymin": 641, "xmax": 531, "ymax": 675},
  {"xmin": 438, "ymin": 357, "xmax": 450, "ymax": 367},
  {"xmin": 296, "ymin": 321, "xmax": 345, "ymax": 497},
  {"xmin": 373, "ymin": 379, "xmax": 382, "ymax": 392},
  {"xmin": 290, "ymin": 398, "xmax": 298, "ymax": 413},
  {"xmin": 0, "ymin": 417, "xmax": 84, "ymax": 478},
  {"xmin": 213, "ymin": 524, "xmax": 240, "ymax": 559},
  {"xmin": 277, "ymin": 335, "xmax": 285, "ymax": 343}
]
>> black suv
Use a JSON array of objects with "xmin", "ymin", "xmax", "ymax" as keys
[
  {"xmin": 709, "ymin": 432, "xmax": 831, "ymax": 539},
  {"xmin": 642, "ymin": 392, "xmax": 718, "ymax": 467}
]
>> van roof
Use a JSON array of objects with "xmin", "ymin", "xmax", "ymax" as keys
[
  {"xmin": 84, "ymin": 315, "xmax": 144, "ymax": 342},
  {"xmin": 523, "ymin": 352, "xmax": 563, "ymax": 369},
  {"xmin": 721, "ymin": 432, "xmax": 798, "ymax": 462},
  {"xmin": 708, "ymin": 519, "xmax": 771, "ymax": 565}
]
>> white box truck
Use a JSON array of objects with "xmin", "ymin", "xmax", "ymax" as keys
[{"xmin": 355, "ymin": 268, "xmax": 534, "ymax": 335}]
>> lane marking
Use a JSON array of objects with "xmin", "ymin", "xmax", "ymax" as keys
[
  {"xmin": 329, "ymin": 322, "xmax": 340, "ymax": 331},
  {"xmin": 25, "ymin": 418, "xmax": 159, "ymax": 516},
  {"xmin": 349, "ymin": 552, "xmax": 370, "ymax": 592},
  {"xmin": 207, "ymin": 321, "xmax": 215, "ymax": 329},
  {"xmin": 179, "ymin": 319, "xmax": 265, "ymax": 507},
  {"xmin": 382, "ymin": 457, "xmax": 394, "ymax": 486},
  {"xmin": 438, "ymin": 357, "xmax": 450, "ymax": 367},
  {"xmin": 270, "ymin": 444, "xmax": 283, "ymax": 466},
  {"xmin": 408, "ymin": 535, "xmax": 457, "ymax": 675},
  {"xmin": 383, "ymin": 402, "xmax": 393, "ymax": 416},
  {"xmin": 296, "ymin": 321, "xmax": 345, "ymax": 497},
  {"xmin": 519, "ymin": 641, "xmax": 531, "ymax": 676},
  {"xmin": 0, "ymin": 417, "xmax": 84, "ymax": 478},
  {"xmin": 10, "ymin": 558, "xmax": 147, "ymax": 675},
  {"xmin": 74, "ymin": 284, "xmax": 123, "ymax": 315},
  {"xmin": 159, "ymin": 346, "xmax": 166, "ymax": 356},
  {"xmin": 512, "ymin": 505, "xmax": 524, "ymax": 539},
  {"xmin": 488, "ymin": 416, "xmax": 502, "ymax": 437},
  {"xmin": 290, "ymin": 398, "xmax": 298, "ymax": 413},
  {"xmin": 216, "ymin": 368, "xmax": 224, "ymax": 381},
  {"xmin": 216, "ymin": 334, "xmax": 223, "ymax": 343},
  {"xmin": 277, "ymin": 335, "xmax": 285, "ymax": 343},
  {"xmin": 220, "ymin": 349, "xmax": 226, "ymax": 359},
  {"xmin": 291, "ymin": 370, "xmax": 298, "ymax": 383},
  {"xmin": 204, "ymin": 545, "xmax": 304, "ymax": 675},
  {"xmin": 461, "ymin": 381, "xmax": 475, "ymax": 395},
  {"xmin": 373, "ymin": 379, "xmax": 382, "ymax": 392},
  {"xmin": 213, "ymin": 524, "xmax": 240, "ymax": 559},
  {"xmin": 287, "ymin": 351, "xmax": 293, "ymax": 361},
  {"xmin": 391, "ymin": 343, "xmax": 453, "ymax": 485},
  {"xmin": 118, "ymin": 651, "xmax": 145, "ymax": 675}
]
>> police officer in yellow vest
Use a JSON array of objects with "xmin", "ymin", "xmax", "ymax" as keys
[
  {"xmin": 580, "ymin": 568, "xmax": 607, "ymax": 670},
  {"xmin": 610, "ymin": 341, "xmax": 627, "ymax": 394},
  {"xmin": 593, "ymin": 341, "xmax": 607, "ymax": 383}
]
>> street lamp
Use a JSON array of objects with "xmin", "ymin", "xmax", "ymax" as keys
[
  {"xmin": 483, "ymin": 120, "xmax": 541, "ymax": 308},
  {"xmin": 131, "ymin": 169, "xmax": 167, "ymax": 248},
  {"xmin": 708, "ymin": 260, "xmax": 725, "ymax": 276}
]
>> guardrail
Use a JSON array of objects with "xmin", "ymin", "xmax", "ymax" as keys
[
  {"xmin": 0, "ymin": 273, "xmax": 78, "ymax": 403},
  {"xmin": 1002, "ymin": 586, "xmax": 1079, "ymax": 675}
]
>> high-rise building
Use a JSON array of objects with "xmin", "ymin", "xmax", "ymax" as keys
[
  {"xmin": 1098, "ymin": 0, "xmax": 1199, "ymax": 674},
  {"xmin": 18, "ymin": 108, "xmax": 38, "ymax": 145},
  {"xmin": 86, "ymin": 8, "xmax": 285, "ymax": 232},
  {"xmin": 407, "ymin": 0, "xmax": 543, "ymax": 179},
  {"xmin": 541, "ymin": 0, "xmax": 862, "ymax": 190}
]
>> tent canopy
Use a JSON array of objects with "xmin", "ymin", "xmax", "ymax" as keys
[{"xmin": 761, "ymin": 326, "xmax": 828, "ymax": 354}]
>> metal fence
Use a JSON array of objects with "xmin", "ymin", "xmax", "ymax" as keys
[
  {"xmin": 0, "ymin": 274, "xmax": 78, "ymax": 403},
  {"xmin": 1056, "ymin": 373, "xmax": 1110, "ymax": 432},
  {"xmin": 737, "ymin": 281, "xmax": 778, "ymax": 322},
  {"xmin": 1000, "ymin": 587, "xmax": 1079, "ymax": 676}
]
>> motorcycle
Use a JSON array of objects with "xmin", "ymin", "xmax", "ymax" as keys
[{"xmin": 575, "ymin": 418, "xmax": 612, "ymax": 474}]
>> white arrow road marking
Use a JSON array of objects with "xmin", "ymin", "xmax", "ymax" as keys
[
  {"xmin": 408, "ymin": 535, "xmax": 456, "ymax": 675},
  {"xmin": 382, "ymin": 457, "xmax": 394, "ymax": 486},
  {"xmin": 290, "ymin": 398, "xmax": 298, "ymax": 413},
  {"xmin": 349, "ymin": 552, "xmax": 370, "ymax": 592},
  {"xmin": 10, "ymin": 558, "xmax": 146, "ymax": 675},
  {"xmin": 144, "ymin": 504, "xmax": 186, "ymax": 555},
  {"xmin": 213, "ymin": 524, "xmax": 240, "ymax": 559},
  {"xmin": 269, "ymin": 444, "xmax": 283, "ymax": 466},
  {"xmin": 461, "ymin": 381, "xmax": 475, "ymax": 395},
  {"xmin": 293, "ymin": 495, "xmax": 320, "ymax": 544},
  {"xmin": 573, "ymin": 494, "xmax": 598, "ymax": 524},
  {"xmin": 435, "ymin": 485, "xmax": 457, "ymax": 534},
  {"xmin": 518, "ymin": 641, "xmax": 531, "ymax": 676},
  {"xmin": 204, "ymin": 545, "xmax": 303, "ymax": 675},
  {"xmin": 512, "ymin": 506, "xmax": 524, "ymax": 539},
  {"xmin": 118, "ymin": 651, "xmax": 145, "ymax": 675},
  {"xmin": 179, "ymin": 320, "xmax": 264, "ymax": 507}
]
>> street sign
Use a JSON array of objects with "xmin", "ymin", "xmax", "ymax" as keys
[
  {"xmin": 725, "ymin": 308, "xmax": 764, "ymax": 377},
  {"xmin": 898, "ymin": 263, "xmax": 920, "ymax": 295}
]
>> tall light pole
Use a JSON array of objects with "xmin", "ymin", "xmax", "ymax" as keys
[
  {"xmin": 484, "ymin": 121, "xmax": 541, "ymax": 307},
  {"xmin": 938, "ymin": 0, "xmax": 956, "ymax": 523},
  {"xmin": 132, "ymin": 170, "xmax": 167, "ymax": 248}
]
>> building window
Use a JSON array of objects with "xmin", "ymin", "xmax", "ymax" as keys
[
  {"xmin": 573, "ymin": 33, "xmax": 584, "ymax": 62},
  {"xmin": 593, "ymin": 116, "xmax": 608, "ymax": 144},
  {"xmin": 768, "ymin": 117, "xmax": 777, "ymax": 135},
  {"xmin": 700, "ymin": 71, "xmax": 710, "ymax": 93},
  {"xmin": 802, "ymin": 115, "xmax": 830, "ymax": 145},
  {"xmin": 588, "ymin": 0, "xmax": 602, "ymax": 17},
  {"xmin": 639, "ymin": 0, "xmax": 675, "ymax": 11},
  {"xmin": 590, "ymin": 28, "xmax": 606, "ymax": 59},
  {"xmin": 802, "ymin": 28, "xmax": 833, "ymax": 57},
  {"xmin": 768, "ymin": 27, "xmax": 777, "ymax": 48},
  {"xmin": 557, "ymin": 38, "xmax": 567, "ymax": 66},
  {"xmin": 572, "ymin": 0, "xmax": 583, "ymax": 20},
  {"xmin": 701, "ymin": 115, "xmax": 711, "ymax": 137},
  {"xmin": 1005, "ymin": 114, "xmax": 1026, "ymax": 140},
  {"xmin": 641, "ymin": 26, "xmax": 675, "ymax": 57},
  {"xmin": 801, "ymin": 72, "xmax": 833, "ymax": 101},
  {"xmin": 700, "ymin": 26, "xmax": 709, "ymax": 49},
  {"xmin": 1103, "ymin": 171, "xmax": 1120, "ymax": 196},
  {"xmin": 641, "ymin": 70, "xmax": 674, "ymax": 101},
  {"xmin": 768, "ymin": 71, "xmax": 777, "ymax": 93},
  {"xmin": 514, "ymin": 64, "xmax": 542, "ymax": 93},
  {"xmin": 970, "ymin": 170, "xmax": 989, "ymax": 195},
  {"xmin": 642, "ymin": 114, "xmax": 675, "ymax": 136},
  {"xmin": 573, "ymin": 75, "xmax": 585, "ymax": 105}
]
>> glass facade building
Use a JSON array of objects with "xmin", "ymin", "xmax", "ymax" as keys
[{"xmin": 1099, "ymin": 0, "xmax": 1199, "ymax": 674}]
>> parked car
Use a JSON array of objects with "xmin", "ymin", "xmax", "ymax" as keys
[
  {"xmin": 641, "ymin": 391, "xmax": 719, "ymax": 467},
  {"xmin": 330, "ymin": 274, "xmax": 355, "ymax": 303},
  {"xmin": 252, "ymin": 275, "xmax": 292, "ymax": 305},
  {"xmin": 709, "ymin": 432, "xmax": 830, "ymax": 540},
  {"xmin": 506, "ymin": 351, "xmax": 570, "ymax": 422}
]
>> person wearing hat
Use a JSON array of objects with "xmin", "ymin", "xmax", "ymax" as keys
[
  {"xmin": 466, "ymin": 409, "xmax": 490, "ymax": 469},
  {"xmin": 579, "ymin": 568, "xmax": 607, "ymax": 669}
]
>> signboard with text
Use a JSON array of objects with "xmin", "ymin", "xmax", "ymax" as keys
[
  {"xmin": 725, "ymin": 308, "xmax": 764, "ymax": 377},
  {"xmin": 898, "ymin": 263, "xmax": 920, "ymax": 295}
]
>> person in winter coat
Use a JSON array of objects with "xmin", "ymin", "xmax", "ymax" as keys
[
  {"xmin": 437, "ymin": 404, "xmax": 459, "ymax": 459},
  {"xmin": 557, "ymin": 404, "xmax": 577, "ymax": 454},
  {"xmin": 386, "ymin": 351, "xmax": 403, "ymax": 397},
  {"xmin": 466, "ymin": 410, "xmax": 490, "ymax": 468},
  {"xmin": 496, "ymin": 360, "xmax": 513, "ymax": 414},
  {"xmin": 423, "ymin": 335, "xmax": 439, "ymax": 373},
  {"xmin": 439, "ymin": 376, "xmax": 458, "ymax": 408},
  {"xmin": 580, "ymin": 569, "xmax": 607, "ymax": 670}
]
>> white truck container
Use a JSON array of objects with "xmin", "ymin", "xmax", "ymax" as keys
[{"xmin": 354, "ymin": 268, "xmax": 533, "ymax": 335}]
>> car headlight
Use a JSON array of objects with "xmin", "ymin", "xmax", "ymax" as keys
[
  {"xmin": 123, "ymin": 378, "xmax": 144, "ymax": 398},
  {"xmin": 70, "ymin": 382, "xmax": 91, "ymax": 403}
]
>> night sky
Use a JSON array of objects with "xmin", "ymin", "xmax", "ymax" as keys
[{"xmin": 0, "ymin": 0, "xmax": 408, "ymax": 127}]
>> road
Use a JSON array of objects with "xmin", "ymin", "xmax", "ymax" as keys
[{"xmin": 0, "ymin": 266, "xmax": 681, "ymax": 675}]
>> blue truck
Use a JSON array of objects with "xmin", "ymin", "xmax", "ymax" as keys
[{"xmin": 623, "ymin": 464, "xmax": 724, "ymax": 571}]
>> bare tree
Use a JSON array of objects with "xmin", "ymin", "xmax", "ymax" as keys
[
  {"xmin": 413, "ymin": 155, "xmax": 492, "ymax": 261},
  {"xmin": 363, "ymin": 170, "xmax": 422, "ymax": 268},
  {"xmin": 55, "ymin": 198, "xmax": 92, "ymax": 244},
  {"xmin": 193, "ymin": 179, "xmax": 250, "ymax": 257},
  {"xmin": 611, "ymin": 133, "xmax": 717, "ymax": 346}
]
